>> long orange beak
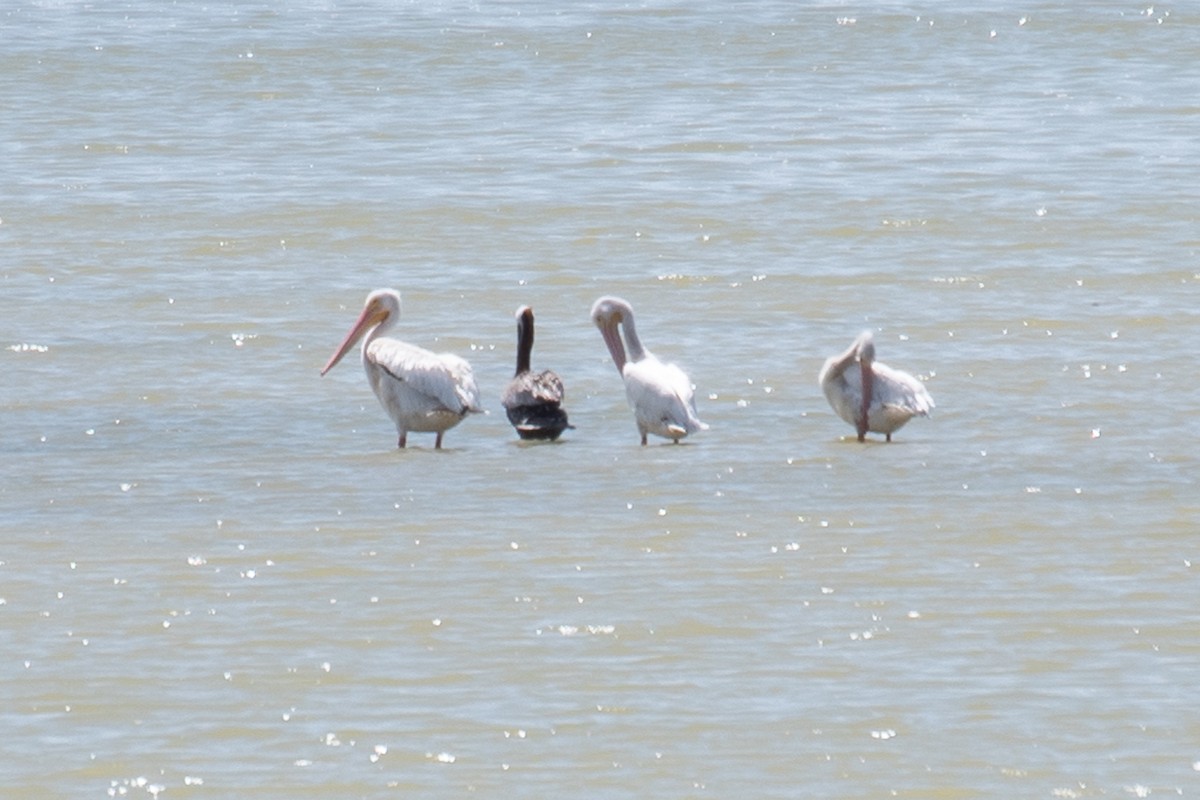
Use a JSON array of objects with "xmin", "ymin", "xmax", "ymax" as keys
[
  {"xmin": 857, "ymin": 358, "xmax": 873, "ymax": 440},
  {"xmin": 598, "ymin": 317, "xmax": 627, "ymax": 375},
  {"xmin": 321, "ymin": 302, "xmax": 385, "ymax": 375}
]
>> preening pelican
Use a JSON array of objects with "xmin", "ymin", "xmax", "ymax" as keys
[
  {"xmin": 320, "ymin": 289, "xmax": 482, "ymax": 449},
  {"xmin": 819, "ymin": 330, "xmax": 933, "ymax": 442},
  {"xmin": 501, "ymin": 305, "xmax": 572, "ymax": 441},
  {"xmin": 590, "ymin": 295, "xmax": 708, "ymax": 445}
]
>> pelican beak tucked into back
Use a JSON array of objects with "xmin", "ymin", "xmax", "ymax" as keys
[
  {"xmin": 321, "ymin": 296, "xmax": 390, "ymax": 376},
  {"xmin": 855, "ymin": 332, "xmax": 875, "ymax": 442}
]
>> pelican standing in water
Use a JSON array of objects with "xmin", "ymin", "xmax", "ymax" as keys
[
  {"xmin": 501, "ymin": 305, "xmax": 572, "ymax": 441},
  {"xmin": 320, "ymin": 288, "xmax": 482, "ymax": 449},
  {"xmin": 819, "ymin": 330, "xmax": 933, "ymax": 442},
  {"xmin": 590, "ymin": 295, "xmax": 708, "ymax": 445}
]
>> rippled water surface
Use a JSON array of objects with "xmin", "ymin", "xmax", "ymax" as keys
[{"xmin": 3, "ymin": 2, "xmax": 1198, "ymax": 797}]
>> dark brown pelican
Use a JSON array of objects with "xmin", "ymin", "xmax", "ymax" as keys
[{"xmin": 501, "ymin": 305, "xmax": 572, "ymax": 441}]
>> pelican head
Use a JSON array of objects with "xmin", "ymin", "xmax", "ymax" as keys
[{"xmin": 321, "ymin": 289, "xmax": 401, "ymax": 376}]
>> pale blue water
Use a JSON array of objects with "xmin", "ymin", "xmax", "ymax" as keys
[{"xmin": 3, "ymin": 3, "xmax": 1198, "ymax": 797}]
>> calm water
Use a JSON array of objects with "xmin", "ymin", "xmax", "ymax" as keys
[{"xmin": 3, "ymin": 2, "xmax": 1198, "ymax": 797}]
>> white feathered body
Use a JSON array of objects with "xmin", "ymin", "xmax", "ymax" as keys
[
  {"xmin": 820, "ymin": 354, "xmax": 933, "ymax": 437},
  {"xmin": 623, "ymin": 351, "xmax": 707, "ymax": 442},
  {"xmin": 364, "ymin": 337, "xmax": 482, "ymax": 436}
]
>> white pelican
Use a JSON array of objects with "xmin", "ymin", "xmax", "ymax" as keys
[
  {"xmin": 320, "ymin": 288, "xmax": 482, "ymax": 449},
  {"xmin": 501, "ymin": 305, "xmax": 572, "ymax": 441},
  {"xmin": 819, "ymin": 330, "xmax": 933, "ymax": 442},
  {"xmin": 590, "ymin": 295, "xmax": 708, "ymax": 445}
]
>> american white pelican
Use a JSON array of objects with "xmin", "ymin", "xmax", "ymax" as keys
[
  {"xmin": 320, "ymin": 288, "xmax": 482, "ymax": 449},
  {"xmin": 501, "ymin": 305, "xmax": 572, "ymax": 441},
  {"xmin": 590, "ymin": 295, "xmax": 708, "ymax": 445},
  {"xmin": 819, "ymin": 330, "xmax": 933, "ymax": 442}
]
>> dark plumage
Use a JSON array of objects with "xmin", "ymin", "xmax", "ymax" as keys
[{"xmin": 501, "ymin": 306, "xmax": 572, "ymax": 441}]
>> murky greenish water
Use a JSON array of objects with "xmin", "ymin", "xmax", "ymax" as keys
[{"xmin": 3, "ymin": 2, "xmax": 1198, "ymax": 797}]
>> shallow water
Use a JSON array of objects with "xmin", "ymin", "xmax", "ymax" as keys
[{"xmin": 3, "ymin": 2, "xmax": 1199, "ymax": 797}]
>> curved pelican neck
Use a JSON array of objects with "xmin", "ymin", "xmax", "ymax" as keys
[
  {"xmin": 515, "ymin": 310, "xmax": 534, "ymax": 376},
  {"xmin": 824, "ymin": 339, "xmax": 859, "ymax": 381},
  {"xmin": 619, "ymin": 309, "xmax": 647, "ymax": 363},
  {"xmin": 359, "ymin": 321, "xmax": 379, "ymax": 363}
]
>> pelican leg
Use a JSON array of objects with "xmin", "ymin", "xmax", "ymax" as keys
[
  {"xmin": 886, "ymin": 433, "xmax": 892, "ymax": 442},
  {"xmin": 435, "ymin": 431, "xmax": 444, "ymax": 449},
  {"xmin": 640, "ymin": 432, "xmax": 648, "ymax": 446},
  {"xmin": 398, "ymin": 432, "xmax": 407, "ymax": 449}
]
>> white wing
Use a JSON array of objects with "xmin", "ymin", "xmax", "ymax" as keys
[
  {"xmin": 366, "ymin": 338, "xmax": 481, "ymax": 414},
  {"xmin": 819, "ymin": 351, "xmax": 862, "ymax": 427},
  {"xmin": 872, "ymin": 361, "xmax": 934, "ymax": 416},
  {"xmin": 624, "ymin": 355, "xmax": 707, "ymax": 437}
]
